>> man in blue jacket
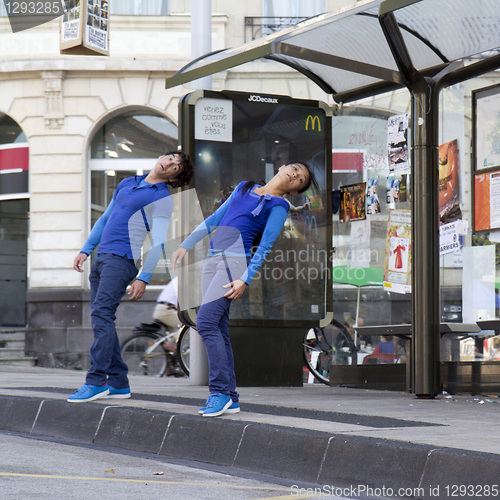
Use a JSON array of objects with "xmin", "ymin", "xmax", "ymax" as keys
[{"xmin": 68, "ymin": 151, "xmax": 193, "ymax": 403}]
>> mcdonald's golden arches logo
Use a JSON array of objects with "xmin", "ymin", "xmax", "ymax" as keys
[{"xmin": 305, "ymin": 114, "xmax": 321, "ymax": 132}]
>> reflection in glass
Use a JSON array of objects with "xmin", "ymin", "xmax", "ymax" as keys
[{"xmin": 91, "ymin": 113, "xmax": 177, "ymax": 159}]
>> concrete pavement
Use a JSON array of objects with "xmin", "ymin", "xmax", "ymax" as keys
[{"xmin": 0, "ymin": 366, "xmax": 499, "ymax": 499}]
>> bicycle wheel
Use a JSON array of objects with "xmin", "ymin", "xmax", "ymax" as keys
[
  {"xmin": 303, "ymin": 319, "xmax": 355, "ymax": 385},
  {"xmin": 176, "ymin": 325, "xmax": 191, "ymax": 376},
  {"xmin": 121, "ymin": 332, "xmax": 168, "ymax": 376},
  {"xmin": 303, "ymin": 327, "xmax": 330, "ymax": 385}
]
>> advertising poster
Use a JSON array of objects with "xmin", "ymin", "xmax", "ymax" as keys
[
  {"xmin": 194, "ymin": 98, "xmax": 233, "ymax": 142},
  {"xmin": 439, "ymin": 221, "xmax": 461, "ymax": 255},
  {"xmin": 86, "ymin": 0, "xmax": 109, "ymax": 51},
  {"xmin": 439, "ymin": 139, "xmax": 462, "ymax": 224},
  {"xmin": 383, "ymin": 210, "xmax": 411, "ymax": 294},
  {"xmin": 61, "ymin": 0, "xmax": 81, "ymax": 43},
  {"xmin": 387, "ymin": 113, "xmax": 409, "ymax": 172},
  {"xmin": 339, "ymin": 182, "xmax": 366, "ymax": 223},
  {"xmin": 60, "ymin": 0, "xmax": 109, "ymax": 55},
  {"xmin": 474, "ymin": 170, "xmax": 500, "ymax": 231},
  {"xmin": 366, "ymin": 177, "xmax": 380, "ymax": 214}
]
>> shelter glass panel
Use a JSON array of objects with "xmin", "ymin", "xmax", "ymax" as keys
[{"xmin": 331, "ymin": 89, "xmax": 412, "ymax": 363}]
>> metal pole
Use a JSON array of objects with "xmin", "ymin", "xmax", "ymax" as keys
[
  {"xmin": 411, "ymin": 78, "xmax": 441, "ymax": 397},
  {"xmin": 191, "ymin": 0, "xmax": 212, "ymax": 90},
  {"xmin": 189, "ymin": 0, "xmax": 211, "ymax": 386},
  {"xmin": 379, "ymin": 12, "xmax": 440, "ymax": 397}
]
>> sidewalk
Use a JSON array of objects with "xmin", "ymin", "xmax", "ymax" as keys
[{"xmin": 0, "ymin": 366, "xmax": 499, "ymax": 499}]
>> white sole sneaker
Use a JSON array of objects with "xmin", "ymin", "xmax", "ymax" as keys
[
  {"xmin": 67, "ymin": 389, "xmax": 109, "ymax": 403},
  {"xmin": 202, "ymin": 398, "xmax": 232, "ymax": 417},
  {"xmin": 105, "ymin": 393, "xmax": 131, "ymax": 399}
]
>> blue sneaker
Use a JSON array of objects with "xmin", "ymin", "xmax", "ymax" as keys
[
  {"xmin": 199, "ymin": 398, "xmax": 239, "ymax": 414},
  {"xmin": 106, "ymin": 386, "xmax": 131, "ymax": 399},
  {"xmin": 202, "ymin": 393, "xmax": 232, "ymax": 417},
  {"xmin": 67, "ymin": 384, "xmax": 109, "ymax": 403}
]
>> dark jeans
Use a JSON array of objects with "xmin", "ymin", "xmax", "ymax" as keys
[
  {"xmin": 86, "ymin": 253, "xmax": 138, "ymax": 388},
  {"xmin": 196, "ymin": 255, "xmax": 247, "ymax": 402}
]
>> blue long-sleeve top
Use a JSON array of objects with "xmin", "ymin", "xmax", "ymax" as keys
[
  {"xmin": 180, "ymin": 182, "xmax": 289, "ymax": 284},
  {"xmin": 80, "ymin": 176, "xmax": 171, "ymax": 283}
]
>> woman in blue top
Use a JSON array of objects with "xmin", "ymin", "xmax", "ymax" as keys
[{"xmin": 172, "ymin": 161, "xmax": 317, "ymax": 417}]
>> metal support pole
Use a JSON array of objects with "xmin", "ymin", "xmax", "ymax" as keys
[
  {"xmin": 379, "ymin": 12, "xmax": 440, "ymax": 397},
  {"xmin": 188, "ymin": 0, "xmax": 212, "ymax": 386},
  {"xmin": 191, "ymin": 0, "xmax": 212, "ymax": 91},
  {"xmin": 411, "ymin": 78, "xmax": 441, "ymax": 397}
]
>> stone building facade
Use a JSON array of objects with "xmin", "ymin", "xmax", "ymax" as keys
[{"xmin": 0, "ymin": 1, "xmax": 347, "ymax": 367}]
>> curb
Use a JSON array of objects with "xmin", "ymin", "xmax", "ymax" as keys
[{"xmin": 1, "ymin": 394, "xmax": 499, "ymax": 499}]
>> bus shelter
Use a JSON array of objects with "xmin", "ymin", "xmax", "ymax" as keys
[{"xmin": 167, "ymin": 0, "xmax": 500, "ymax": 397}]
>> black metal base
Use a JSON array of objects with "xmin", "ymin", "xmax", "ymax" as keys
[{"xmin": 229, "ymin": 326, "xmax": 307, "ymax": 387}]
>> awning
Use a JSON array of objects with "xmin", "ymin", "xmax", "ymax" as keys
[{"xmin": 166, "ymin": 0, "xmax": 500, "ymax": 102}]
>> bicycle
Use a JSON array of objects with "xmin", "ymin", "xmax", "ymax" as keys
[
  {"xmin": 121, "ymin": 320, "xmax": 191, "ymax": 377},
  {"xmin": 303, "ymin": 317, "xmax": 357, "ymax": 385}
]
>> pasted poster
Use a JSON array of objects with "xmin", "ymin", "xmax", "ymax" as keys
[
  {"xmin": 194, "ymin": 98, "xmax": 233, "ymax": 142},
  {"xmin": 61, "ymin": 0, "xmax": 81, "ymax": 43},
  {"xmin": 439, "ymin": 139, "xmax": 462, "ymax": 224},
  {"xmin": 474, "ymin": 170, "xmax": 500, "ymax": 231},
  {"xmin": 339, "ymin": 182, "xmax": 366, "ymax": 223},
  {"xmin": 386, "ymin": 173, "xmax": 410, "ymax": 208},
  {"xmin": 86, "ymin": 0, "xmax": 109, "ymax": 51},
  {"xmin": 366, "ymin": 177, "xmax": 380, "ymax": 214},
  {"xmin": 383, "ymin": 210, "xmax": 411, "ymax": 294},
  {"xmin": 440, "ymin": 220, "xmax": 468, "ymax": 255},
  {"xmin": 387, "ymin": 113, "xmax": 409, "ymax": 172}
]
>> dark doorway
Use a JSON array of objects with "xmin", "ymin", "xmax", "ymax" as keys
[{"xmin": 0, "ymin": 199, "xmax": 29, "ymax": 326}]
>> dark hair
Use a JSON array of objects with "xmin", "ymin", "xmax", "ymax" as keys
[
  {"xmin": 241, "ymin": 180, "xmax": 264, "ymax": 196},
  {"xmin": 166, "ymin": 150, "xmax": 194, "ymax": 188},
  {"xmin": 286, "ymin": 161, "xmax": 319, "ymax": 194}
]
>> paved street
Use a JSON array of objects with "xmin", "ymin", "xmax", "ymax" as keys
[{"xmin": 0, "ymin": 432, "xmax": 355, "ymax": 500}]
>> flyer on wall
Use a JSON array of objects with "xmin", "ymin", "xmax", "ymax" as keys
[
  {"xmin": 387, "ymin": 113, "xmax": 409, "ymax": 172},
  {"xmin": 61, "ymin": 0, "xmax": 81, "ymax": 43},
  {"xmin": 439, "ymin": 138, "xmax": 462, "ymax": 224},
  {"xmin": 474, "ymin": 169, "xmax": 500, "ymax": 231},
  {"xmin": 339, "ymin": 182, "xmax": 366, "ymax": 223},
  {"xmin": 86, "ymin": 0, "xmax": 109, "ymax": 52},
  {"xmin": 366, "ymin": 177, "xmax": 380, "ymax": 214},
  {"xmin": 383, "ymin": 210, "xmax": 411, "ymax": 294}
]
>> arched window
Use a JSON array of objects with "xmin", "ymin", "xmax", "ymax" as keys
[{"xmin": 89, "ymin": 112, "xmax": 178, "ymax": 285}]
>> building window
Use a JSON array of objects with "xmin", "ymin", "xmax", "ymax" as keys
[
  {"xmin": 89, "ymin": 112, "xmax": 178, "ymax": 284},
  {"xmin": 110, "ymin": 0, "xmax": 169, "ymax": 15},
  {"xmin": 263, "ymin": 0, "xmax": 326, "ymax": 18},
  {"xmin": 245, "ymin": 0, "xmax": 326, "ymax": 41}
]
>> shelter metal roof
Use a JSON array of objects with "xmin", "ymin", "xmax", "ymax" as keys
[{"xmin": 166, "ymin": 0, "xmax": 500, "ymax": 102}]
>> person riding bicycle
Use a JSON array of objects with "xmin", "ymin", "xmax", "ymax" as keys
[{"xmin": 151, "ymin": 276, "xmax": 185, "ymax": 376}]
